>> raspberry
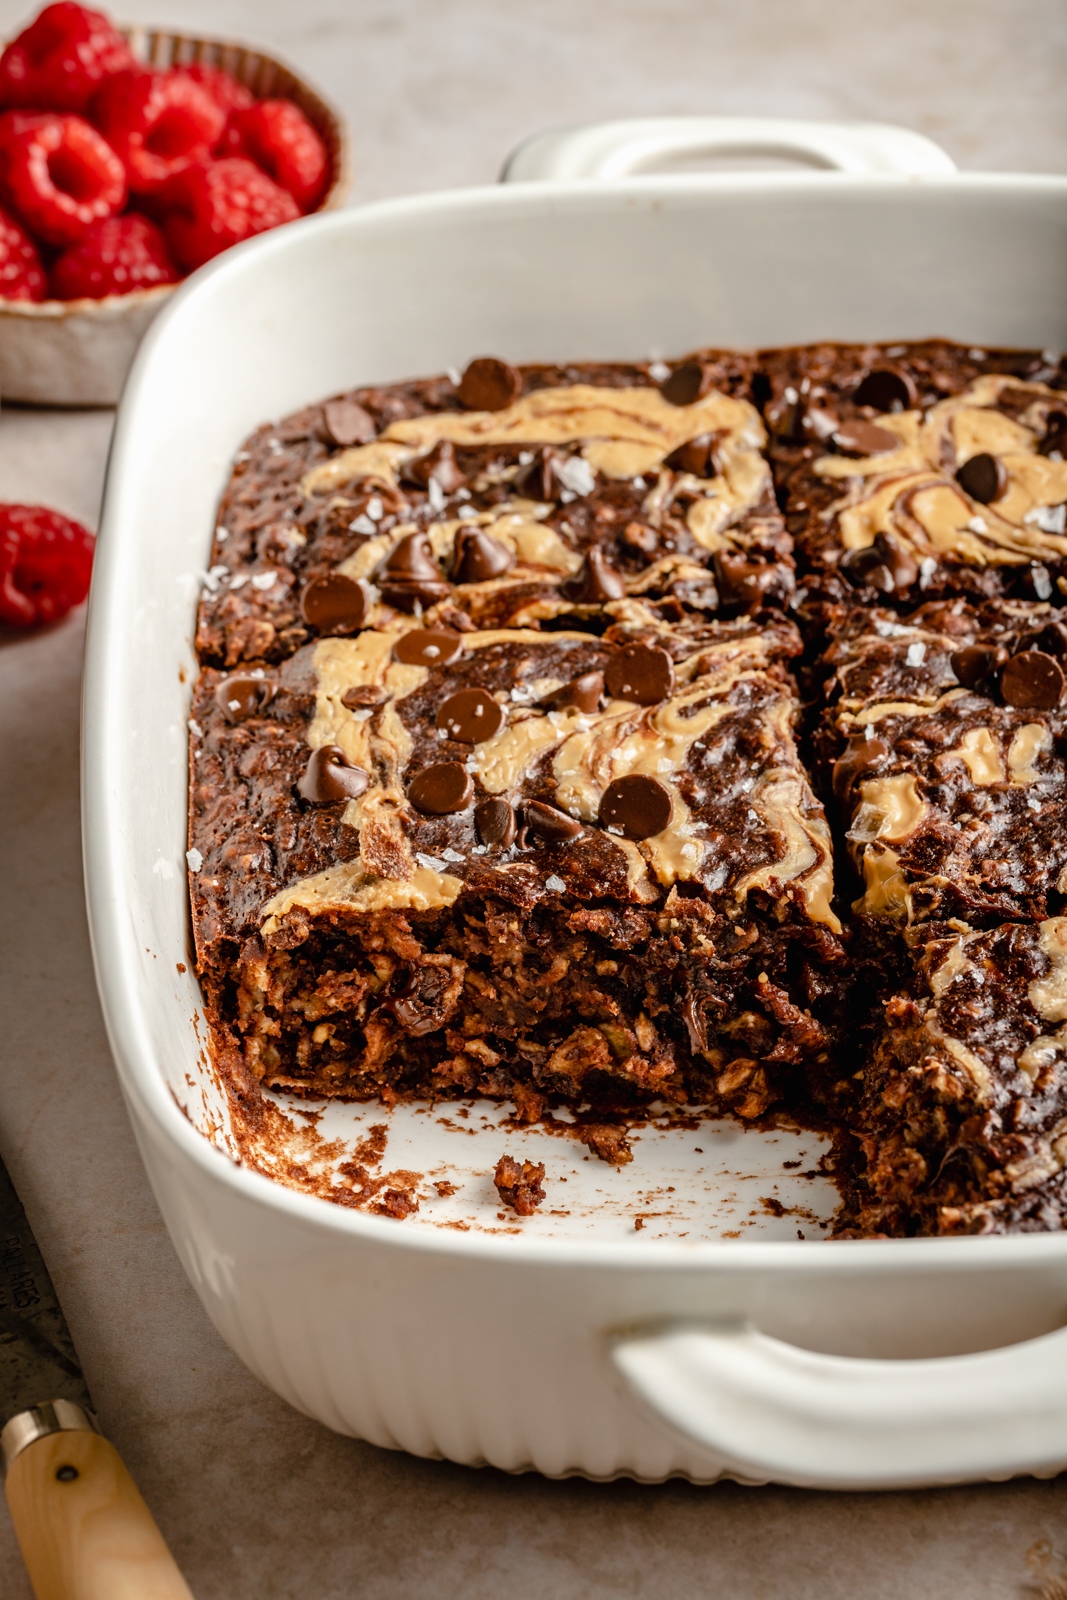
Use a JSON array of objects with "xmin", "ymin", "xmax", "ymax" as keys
[
  {"xmin": 0, "ymin": 202, "xmax": 45, "ymax": 299},
  {"xmin": 0, "ymin": 3, "xmax": 135, "ymax": 113},
  {"xmin": 221, "ymin": 99, "xmax": 329, "ymax": 212},
  {"xmin": 177, "ymin": 63, "xmax": 253, "ymax": 123},
  {"xmin": 0, "ymin": 110, "xmax": 125, "ymax": 245},
  {"xmin": 90, "ymin": 67, "xmax": 225, "ymax": 195},
  {"xmin": 0, "ymin": 504, "xmax": 94, "ymax": 629},
  {"xmin": 162, "ymin": 156, "xmax": 299, "ymax": 271},
  {"xmin": 51, "ymin": 212, "xmax": 178, "ymax": 298}
]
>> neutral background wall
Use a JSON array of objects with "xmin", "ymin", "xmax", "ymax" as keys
[{"xmin": 1, "ymin": 3, "xmax": 1066, "ymax": 1596}]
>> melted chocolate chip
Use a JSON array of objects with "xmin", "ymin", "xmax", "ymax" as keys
[
  {"xmin": 297, "ymin": 745, "xmax": 370, "ymax": 804},
  {"xmin": 376, "ymin": 532, "xmax": 451, "ymax": 611},
  {"xmin": 513, "ymin": 446, "xmax": 563, "ymax": 501},
  {"xmin": 605, "ymin": 644, "xmax": 675, "ymax": 705},
  {"xmin": 840, "ymin": 532, "xmax": 918, "ymax": 594},
  {"xmin": 598, "ymin": 773, "xmax": 672, "ymax": 840},
  {"xmin": 322, "ymin": 397, "xmax": 376, "ymax": 447},
  {"xmin": 475, "ymin": 797, "xmax": 516, "ymax": 847},
  {"xmin": 564, "ymin": 548, "xmax": 626, "ymax": 603},
  {"xmin": 214, "ymin": 673, "xmax": 274, "ymax": 723},
  {"xmin": 1039, "ymin": 411, "xmax": 1067, "ymax": 458},
  {"xmin": 1000, "ymin": 650, "xmax": 1066, "ymax": 709},
  {"xmin": 714, "ymin": 552, "xmax": 779, "ymax": 614},
  {"xmin": 452, "ymin": 526, "xmax": 515, "ymax": 584},
  {"xmin": 520, "ymin": 800, "xmax": 583, "ymax": 846},
  {"xmin": 539, "ymin": 671, "xmax": 604, "ymax": 714},
  {"xmin": 393, "ymin": 628, "xmax": 464, "ymax": 667},
  {"xmin": 831, "ymin": 736, "xmax": 891, "ymax": 806},
  {"xmin": 407, "ymin": 761, "xmax": 474, "ymax": 814},
  {"xmin": 832, "ymin": 420, "xmax": 899, "ymax": 457},
  {"xmin": 458, "ymin": 357, "xmax": 522, "ymax": 412},
  {"xmin": 341, "ymin": 684, "xmax": 390, "ymax": 710},
  {"xmin": 402, "ymin": 439, "xmax": 465, "ymax": 494},
  {"xmin": 853, "ymin": 368, "xmax": 917, "ymax": 412},
  {"xmin": 660, "ymin": 360, "xmax": 713, "ymax": 407},
  {"xmin": 950, "ymin": 643, "xmax": 1009, "ymax": 691},
  {"xmin": 436, "ymin": 687, "xmax": 506, "ymax": 743},
  {"xmin": 956, "ymin": 452, "xmax": 1006, "ymax": 505},
  {"xmin": 665, "ymin": 433, "xmax": 717, "ymax": 476},
  {"xmin": 299, "ymin": 573, "xmax": 369, "ymax": 634}
]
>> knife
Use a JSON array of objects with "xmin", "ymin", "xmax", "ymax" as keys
[{"xmin": 0, "ymin": 1153, "xmax": 193, "ymax": 1599}]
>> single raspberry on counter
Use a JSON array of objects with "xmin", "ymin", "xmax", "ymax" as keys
[
  {"xmin": 90, "ymin": 67, "xmax": 225, "ymax": 195},
  {"xmin": 0, "ymin": 504, "xmax": 94, "ymax": 629},
  {"xmin": 163, "ymin": 155, "xmax": 299, "ymax": 271},
  {"xmin": 0, "ymin": 2, "xmax": 134, "ymax": 113},
  {"xmin": 51, "ymin": 212, "xmax": 178, "ymax": 298},
  {"xmin": 0, "ymin": 110, "xmax": 125, "ymax": 245},
  {"xmin": 220, "ymin": 99, "xmax": 329, "ymax": 212},
  {"xmin": 0, "ymin": 203, "xmax": 45, "ymax": 299},
  {"xmin": 177, "ymin": 63, "xmax": 254, "ymax": 122}
]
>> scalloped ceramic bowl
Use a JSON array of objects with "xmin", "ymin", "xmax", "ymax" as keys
[{"xmin": 0, "ymin": 24, "xmax": 349, "ymax": 406}]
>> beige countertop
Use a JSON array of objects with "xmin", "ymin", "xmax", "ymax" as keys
[{"xmin": 1, "ymin": 2, "xmax": 1066, "ymax": 1594}]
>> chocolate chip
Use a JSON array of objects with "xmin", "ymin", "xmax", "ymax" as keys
[
  {"xmin": 341, "ymin": 684, "xmax": 390, "ymax": 709},
  {"xmin": 840, "ymin": 532, "xmax": 918, "ymax": 593},
  {"xmin": 1000, "ymin": 650, "xmax": 1066, "ymax": 709},
  {"xmin": 622, "ymin": 521, "xmax": 659, "ymax": 556},
  {"xmin": 539, "ymin": 671, "xmax": 605, "ymax": 714},
  {"xmin": 475, "ymin": 797, "xmax": 516, "ymax": 847},
  {"xmin": 660, "ymin": 360, "xmax": 713, "ymax": 407},
  {"xmin": 955, "ymin": 452, "xmax": 1006, "ymax": 505},
  {"xmin": 452, "ymin": 526, "xmax": 515, "ymax": 584},
  {"xmin": 513, "ymin": 445, "xmax": 564, "ymax": 501},
  {"xmin": 297, "ymin": 744, "xmax": 370, "ymax": 804},
  {"xmin": 322, "ymin": 397, "xmax": 376, "ymax": 447},
  {"xmin": 299, "ymin": 573, "xmax": 369, "ymax": 634},
  {"xmin": 831, "ymin": 735, "xmax": 891, "ymax": 805},
  {"xmin": 458, "ymin": 357, "xmax": 522, "ymax": 412},
  {"xmin": 852, "ymin": 368, "xmax": 917, "ymax": 412},
  {"xmin": 1039, "ymin": 411, "xmax": 1067, "ymax": 459},
  {"xmin": 563, "ymin": 548, "xmax": 626, "ymax": 603},
  {"xmin": 765, "ymin": 394, "xmax": 805, "ymax": 443},
  {"xmin": 393, "ymin": 628, "xmax": 464, "ymax": 667},
  {"xmin": 714, "ymin": 552, "xmax": 780, "ymax": 614},
  {"xmin": 214, "ymin": 673, "xmax": 274, "ymax": 722},
  {"xmin": 832, "ymin": 420, "xmax": 899, "ymax": 457},
  {"xmin": 598, "ymin": 773, "xmax": 672, "ymax": 840},
  {"xmin": 407, "ymin": 761, "xmax": 474, "ymax": 814},
  {"xmin": 666, "ymin": 433, "xmax": 717, "ymax": 476},
  {"xmin": 950, "ymin": 643, "xmax": 1009, "ymax": 691},
  {"xmin": 402, "ymin": 440, "xmax": 465, "ymax": 495},
  {"xmin": 605, "ymin": 644, "xmax": 675, "ymax": 705},
  {"xmin": 436, "ymin": 687, "xmax": 506, "ymax": 743},
  {"xmin": 375, "ymin": 532, "xmax": 451, "ymax": 611},
  {"xmin": 520, "ymin": 799, "xmax": 583, "ymax": 845}
]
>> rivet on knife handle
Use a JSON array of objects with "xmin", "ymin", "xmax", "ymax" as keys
[{"xmin": 3, "ymin": 1401, "xmax": 194, "ymax": 1600}]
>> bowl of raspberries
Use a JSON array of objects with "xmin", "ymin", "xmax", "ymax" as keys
[{"xmin": 0, "ymin": 2, "xmax": 347, "ymax": 404}]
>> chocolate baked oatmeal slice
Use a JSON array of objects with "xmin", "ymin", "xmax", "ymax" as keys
[
  {"xmin": 189, "ymin": 608, "xmax": 846, "ymax": 1119},
  {"xmin": 758, "ymin": 341, "xmax": 1067, "ymax": 617},
  {"xmin": 194, "ymin": 352, "xmax": 791, "ymax": 670},
  {"xmin": 839, "ymin": 918, "xmax": 1067, "ymax": 1235},
  {"xmin": 815, "ymin": 596, "xmax": 1067, "ymax": 935}
]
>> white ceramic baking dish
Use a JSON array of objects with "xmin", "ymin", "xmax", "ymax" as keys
[{"xmin": 83, "ymin": 117, "xmax": 1067, "ymax": 1491}]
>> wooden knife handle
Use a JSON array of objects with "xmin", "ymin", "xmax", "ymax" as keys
[{"xmin": 5, "ymin": 1428, "xmax": 193, "ymax": 1600}]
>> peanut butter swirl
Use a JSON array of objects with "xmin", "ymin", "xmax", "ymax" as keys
[{"xmin": 816, "ymin": 376, "xmax": 1067, "ymax": 568}]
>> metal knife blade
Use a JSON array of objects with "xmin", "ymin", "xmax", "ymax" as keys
[{"xmin": 0, "ymin": 1152, "xmax": 91, "ymax": 1428}]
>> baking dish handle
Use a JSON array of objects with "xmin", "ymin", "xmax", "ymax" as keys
[
  {"xmin": 501, "ymin": 116, "xmax": 956, "ymax": 182},
  {"xmin": 611, "ymin": 1319, "xmax": 1067, "ymax": 1489}
]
